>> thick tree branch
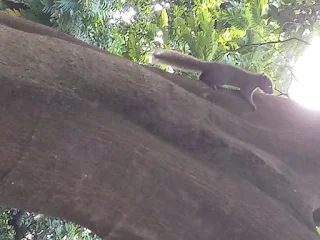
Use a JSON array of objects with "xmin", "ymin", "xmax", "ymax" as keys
[
  {"xmin": 1, "ymin": 0, "xmax": 29, "ymax": 10},
  {"xmin": 0, "ymin": 13, "xmax": 320, "ymax": 240}
]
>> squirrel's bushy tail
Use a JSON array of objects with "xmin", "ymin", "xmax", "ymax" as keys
[{"xmin": 151, "ymin": 49, "xmax": 210, "ymax": 72}]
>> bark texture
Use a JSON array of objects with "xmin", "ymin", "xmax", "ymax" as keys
[{"xmin": 1, "ymin": 12, "xmax": 320, "ymax": 240}]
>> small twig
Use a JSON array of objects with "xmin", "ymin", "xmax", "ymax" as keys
[
  {"xmin": 230, "ymin": 37, "xmax": 310, "ymax": 53},
  {"xmin": 248, "ymin": 37, "xmax": 309, "ymax": 46},
  {"xmin": 275, "ymin": 88, "xmax": 290, "ymax": 99}
]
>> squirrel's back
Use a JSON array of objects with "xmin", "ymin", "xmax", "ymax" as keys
[{"xmin": 151, "ymin": 49, "xmax": 211, "ymax": 72}]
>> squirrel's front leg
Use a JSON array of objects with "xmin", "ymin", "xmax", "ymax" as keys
[
  {"xmin": 240, "ymin": 87, "xmax": 256, "ymax": 111},
  {"xmin": 199, "ymin": 71, "xmax": 220, "ymax": 90}
]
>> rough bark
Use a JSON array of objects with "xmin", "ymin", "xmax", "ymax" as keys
[{"xmin": 1, "ymin": 12, "xmax": 320, "ymax": 240}]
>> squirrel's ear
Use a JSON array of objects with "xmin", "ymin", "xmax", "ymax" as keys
[
  {"xmin": 259, "ymin": 73, "xmax": 267, "ymax": 86},
  {"xmin": 259, "ymin": 73, "xmax": 265, "ymax": 83},
  {"xmin": 261, "ymin": 73, "xmax": 269, "ymax": 83}
]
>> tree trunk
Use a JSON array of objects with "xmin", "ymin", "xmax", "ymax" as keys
[{"xmin": 0, "ymin": 12, "xmax": 320, "ymax": 240}]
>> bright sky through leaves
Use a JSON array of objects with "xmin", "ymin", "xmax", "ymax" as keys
[{"xmin": 289, "ymin": 37, "xmax": 320, "ymax": 110}]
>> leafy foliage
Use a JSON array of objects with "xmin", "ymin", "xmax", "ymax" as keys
[
  {"xmin": 1, "ymin": 0, "xmax": 116, "ymax": 44},
  {"xmin": 0, "ymin": 207, "xmax": 15, "ymax": 240},
  {"xmin": 104, "ymin": 0, "xmax": 315, "ymax": 94},
  {"xmin": 0, "ymin": 206, "xmax": 101, "ymax": 240}
]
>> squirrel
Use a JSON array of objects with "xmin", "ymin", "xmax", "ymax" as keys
[{"xmin": 150, "ymin": 48, "xmax": 274, "ymax": 111}]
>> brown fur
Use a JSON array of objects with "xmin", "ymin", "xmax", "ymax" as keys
[{"xmin": 151, "ymin": 49, "xmax": 274, "ymax": 111}]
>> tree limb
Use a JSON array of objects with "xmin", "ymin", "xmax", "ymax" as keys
[{"xmin": 0, "ymin": 13, "xmax": 320, "ymax": 240}]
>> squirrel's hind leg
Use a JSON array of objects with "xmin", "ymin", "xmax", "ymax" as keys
[{"xmin": 199, "ymin": 71, "xmax": 222, "ymax": 90}]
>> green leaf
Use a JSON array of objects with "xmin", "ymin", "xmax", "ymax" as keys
[{"xmin": 160, "ymin": 8, "xmax": 168, "ymax": 28}]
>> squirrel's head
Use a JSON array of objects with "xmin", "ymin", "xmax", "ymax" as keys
[{"xmin": 259, "ymin": 73, "xmax": 274, "ymax": 94}]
